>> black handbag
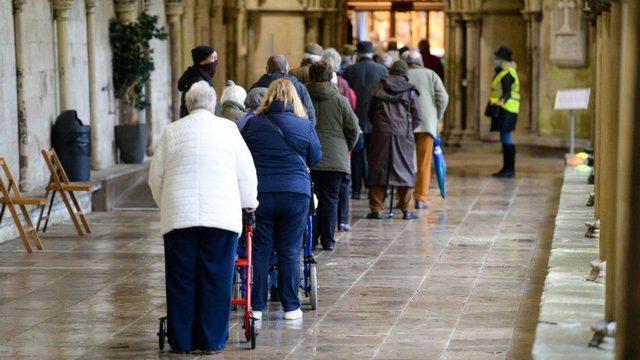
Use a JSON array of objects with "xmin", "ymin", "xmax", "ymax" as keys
[
  {"xmin": 264, "ymin": 115, "xmax": 316, "ymax": 214},
  {"xmin": 484, "ymin": 103, "xmax": 501, "ymax": 118}
]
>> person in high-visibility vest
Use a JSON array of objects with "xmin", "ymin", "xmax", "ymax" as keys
[{"xmin": 486, "ymin": 45, "xmax": 519, "ymax": 178}]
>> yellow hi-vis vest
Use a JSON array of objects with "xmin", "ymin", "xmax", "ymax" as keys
[{"xmin": 489, "ymin": 66, "xmax": 520, "ymax": 114}]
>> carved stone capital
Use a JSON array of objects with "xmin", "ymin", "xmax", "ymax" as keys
[
  {"xmin": 85, "ymin": 0, "xmax": 96, "ymax": 13},
  {"xmin": 166, "ymin": 0, "xmax": 184, "ymax": 19},
  {"xmin": 521, "ymin": 10, "xmax": 543, "ymax": 22},
  {"xmin": 585, "ymin": 0, "xmax": 611, "ymax": 22},
  {"xmin": 12, "ymin": 0, "xmax": 26, "ymax": 13},
  {"xmin": 114, "ymin": 0, "xmax": 137, "ymax": 21},
  {"xmin": 52, "ymin": 0, "xmax": 74, "ymax": 19},
  {"xmin": 460, "ymin": 11, "xmax": 481, "ymax": 23}
]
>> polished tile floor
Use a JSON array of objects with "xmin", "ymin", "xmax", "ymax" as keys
[{"xmin": 0, "ymin": 145, "xmax": 564, "ymax": 359}]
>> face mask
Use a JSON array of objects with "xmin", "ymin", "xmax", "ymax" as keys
[
  {"xmin": 494, "ymin": 59, "xmax": 502, "ymax": 68},
  {"xmin": 199, "ymin": 60, "xmax": 218, "ymax": 77}
]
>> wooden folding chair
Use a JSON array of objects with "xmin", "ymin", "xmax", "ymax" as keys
[
  {"xmin": 0, "ymin": 158, "xmax": 47, "ymax": 252},
  {"xmin": 38, "ymin": 149, "xmax": 93, "ymax": 236}
]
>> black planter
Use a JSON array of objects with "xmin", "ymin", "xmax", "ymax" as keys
[{"xmin": 115, "ymin": 123, "xmax": 147, "ymax": 164}]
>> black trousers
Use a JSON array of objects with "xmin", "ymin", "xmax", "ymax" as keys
[
  {"xmin": 163, "ymin": 227, "xmax": 238, "ymax": 352},
  {"xmin": 350, "ymin": 134, "xmax": 369, "ymax": 194},
  {"xmin": 337, "ymin": 173, "xmax": 351, "ymax": 225},
  {"xmin": 311, "ymin": 170, "xmax": 344, "ymax": 248}
]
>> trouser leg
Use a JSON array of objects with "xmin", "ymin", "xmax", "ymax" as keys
[
  {"xmin": 274, "ymin": 193, "xmax": 309, "ymax": 312},
  {"xmin": 194, "ymin": 228, "xmax": 238, "ymax": 351},
  {"xmin": 350, "ymin": 134, "xmax": 365, "ymax": 195},
  {"xmin": 396, "ymin": 187, "xmax": 414, "ymax": 212},
  {"xmin": 312, "ymin": 171, "xmax": 342, "ymax": 248},
  {"xmin": 251, "ymin": 194, "xmax": 275, "ymax": 311},
  {"xmin": 164, "ymin": 228, "xmax": 198, "ymax": 352},
  {"xmin": 337, "ymin": 174, "xmax": 351, "ymax": 225},
  {"xmin": 369, "ymin": 185, "xmax": 386, "ymax": 213},
  {"xmin": 414, "ymin": 133, "xmax": 434, "ymax": 203}
]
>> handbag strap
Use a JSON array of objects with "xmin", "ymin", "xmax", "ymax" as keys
[{"xmin": 264, "ymin": 114, "xmax": 310, "ymax": 174}]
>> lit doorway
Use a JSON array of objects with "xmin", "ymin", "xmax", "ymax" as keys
[{"xmin": 346, "ymin": 1, "xmax": 446, "ymax": 56}]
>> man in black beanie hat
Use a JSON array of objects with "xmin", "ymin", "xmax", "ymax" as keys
[{"xmin": 177, "ymin": 45, "xmax": 219, "ymax": 118}]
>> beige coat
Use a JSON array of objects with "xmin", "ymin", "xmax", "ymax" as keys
[{"xmin": 406, "ymin": 64, "xmax": 449, "ymax": 138}]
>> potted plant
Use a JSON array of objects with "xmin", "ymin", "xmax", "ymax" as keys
[{"xmin": 110, "ymin": 12, "xmax": 167, "ymax": 163}]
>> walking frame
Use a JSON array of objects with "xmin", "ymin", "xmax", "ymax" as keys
[
  {"xmin": 0, "ymin": 158, "xmax": 47, "ymax": 252},
  {"xmin": 37, "ymin": 149, "xmax": 93, "ymax": 236}
]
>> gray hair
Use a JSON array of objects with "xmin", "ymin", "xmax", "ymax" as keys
[
  {"xmin": 321, "ymin": 48, "xmax": 342, "ymax": 72},
  {"xmin": 267, "ymin": 54, "xmax": 289, "ymax": 74},
  {"xmin": 403, "ymin": 50, "xmax": 424, "ymax": 66},
  {"xmin": 185, "ymin": 81, "xmax": 217, "ymax": 113},
  {"xmin": 376, "ymin": 52, "xmax": 393, "ymax": 68}
]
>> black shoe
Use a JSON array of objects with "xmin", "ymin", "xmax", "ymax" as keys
[
  {"xmin": 338, "ymin": 223, "xmax": 352, "ymax": 232},
  {"xmin": 366, "ymin": 212, "xmax": 384, "ymax": 219},
  {"xmin": 496, "ymin": 170, "xmax": 515, "ymax": 178},
  {"xmin": 351, "ymin": 192, "xmax": 361, "ymax": 200},
  {"xmin": 402, "ymin": 211, "xmax": 419, "ymax": 220},
  {"xmin": 322, "ymin": 244, "xmax": 335, "ymax": 251},
  {"xmin": 415, "ymin": 201, "xmax": 428, "ymax": 210},
  {"xmin": 168, "ymin": 349, "xmax": 190, "ymax": 354}
]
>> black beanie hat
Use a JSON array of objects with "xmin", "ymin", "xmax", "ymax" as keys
[{"xmin": 191, "ymin": 45, "xmax": 215, "ymax": 64}]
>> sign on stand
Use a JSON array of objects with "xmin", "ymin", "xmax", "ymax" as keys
[{"xmin": 554, "ymin": 88, "xmax": 591, "ymax": 155}]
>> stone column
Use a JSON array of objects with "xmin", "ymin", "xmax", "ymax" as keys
[
  {"xmin": 144, "ymin": 0, "xmax": 154, "ymax": 155},
  {"xmin": 114, "ymin": 0, "xmax": 137, "ymax": 23},
  {"xmin": 522, "ymin": 9, "xmax": 542, "ymax": 134},
  {"xmin": 615, "ymin": 0, "xmax": 640, "ymax": 355},
  {"xmin": 462, "ymin": 12, "xmax": 480, "ymax": 137},
  {"xmin": 245, "ymin": 10, "xmax": 258, "ymax": 89},
  {"xmin": 181, "ymin": 0, "xmax": 195, "ymax": 70},
  {"xmin": 322, "ymin": 11, "xmax": 335, "ymax": 48},
  {"xmin": 85, "ymin": 0, "xmax": 101, "ymax": 168},
  {"xmin": 210, "ymin": 0, "xmax": 226, "ymax": 89},
  {"xmin": 224, "ymin": 7, "xmax": 238, "ymax": 84},
  {"xmin": 166, "ymin": 0, "xmax": 184, "ymax": 121},
  {"xmin": 305, "ymin": 13, "xmax": 322, "ymax": 45},
  {"xmin": 194, "ymin": 0, "xmax": 210, "ymax": 46},
  {"xmin": 13, "ymin": 0, "xmax": 29, "ymax": 190},
  {"xmin": 52, "ymin": 0, "xmax": 74, "ymax": 112},
  {"xmin": 446, "ymin": 13, "xmax": 465, "ymax": 141}
]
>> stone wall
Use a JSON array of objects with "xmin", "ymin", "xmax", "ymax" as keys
[
  {"xmin": 22, "ymin": 0, "xmax": 58, "ymax": 188},
  {"xmin": 0, "ymin": 0, "xmax": 18, "ymax": 177},
  {"xmin": 537, "ymin": 0, "xmax": 592, "ymax": 139}
]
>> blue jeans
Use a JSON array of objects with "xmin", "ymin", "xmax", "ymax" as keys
[
  {"xmin": 164, "ymin": 227, "xmax": 238, "ymax": 352},
  {"xmin": 500, "ymin": 131, "xmax": 514, "ymax": 145},
  {"xmin": 252, "ymin": 192, "xmax": 309, "ymax": 312}
]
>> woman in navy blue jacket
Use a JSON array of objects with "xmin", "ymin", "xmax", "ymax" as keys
[{"xmin": 241, "ymin": 79, "xmax": 322, "ymax": 320}]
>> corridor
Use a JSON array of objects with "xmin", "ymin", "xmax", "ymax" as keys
[{"xmin": 0, "ymin": 146, "xmax": 564, "ymax": 359}]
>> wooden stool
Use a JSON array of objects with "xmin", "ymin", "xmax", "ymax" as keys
[
  {"xmin": 0, "ymin": 158, "xmax": 47, "ymax": 252},
  {"xmin": 38, "ymin": 149, "xmax": 93, "ymax": 236}
]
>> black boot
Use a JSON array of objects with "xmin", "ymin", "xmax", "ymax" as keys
[
  {"xmin": 497, "ymin": 145, "xmax": 515, "ymax": 178},
  {"xmin": 492, "ymin": 144, "xmax": 507, "ymax": 177}
]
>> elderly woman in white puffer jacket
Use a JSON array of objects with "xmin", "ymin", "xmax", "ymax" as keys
[{"xmin": 148, "ymin": 80, "xmax": 258, "ymax": 355}]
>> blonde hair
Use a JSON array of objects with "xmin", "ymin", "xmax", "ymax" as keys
[{"xmin": 256, "ymin": 79, "xmax": 308, "ymax": 119}]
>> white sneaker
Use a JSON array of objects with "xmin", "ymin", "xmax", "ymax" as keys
[
  {"xmin": 284, "ymin": 308, "xmax": 303, "ymax": 320},
  {"xmin": 251, "ymin": 311, "xmax": 262, "ymax": 320}
]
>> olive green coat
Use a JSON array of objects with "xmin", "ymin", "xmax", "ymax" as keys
[
  {"xmin": 306, "ymin": 82, "xmax": 360, "ymax": 174},
  {"xmin": 220, "ymin": 101, "xmax": 247, "ymax": 122}
]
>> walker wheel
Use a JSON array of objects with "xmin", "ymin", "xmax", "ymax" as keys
[
  {"xmin": 250, "ymin": 317, "xmax": 257, "ymax": 349},
  {"xmin": 309, "ymin": 265, "xmax": 318, "ymax": 310},
  {"xmin": 157, "ymin": 317, "xmax": 167, "ymax": 351}
]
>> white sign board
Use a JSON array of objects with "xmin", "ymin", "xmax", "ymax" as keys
[{"xmin": 554, "ymin": 88, "xmax": 591, "ymax": 110}]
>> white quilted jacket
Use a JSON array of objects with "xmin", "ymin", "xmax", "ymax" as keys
[{"xmin": 148, "ymin": 109, "xmax": 259, "ymax": 235}]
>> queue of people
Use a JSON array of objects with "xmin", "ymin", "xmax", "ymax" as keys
[{"xmin": 149, "ymin": 39, "xmax": 469, "ymax": 354}]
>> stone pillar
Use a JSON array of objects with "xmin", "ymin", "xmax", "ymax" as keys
[
  {"xmin": 166, "ymin": 0, "xmax": 184, "ymax": 121},
  {"xmin": 601, "ymin": 4, "xmax": 622, "ymax": 323},
  {"xmin": 245, "ymin": 10, "xmax": 258, "ymax": 89},
  {"xmin": 144, "ymin": 0, "xmax": 154, "ymax": 155},
  {"xmin": 462, "ymin": 12, "xmax": 480, "ymax": 136},
  {"xmin": 13, "ymin": 0, "xmax": 29, "ymax": 190},
  {"xmin": 181, "ymin": 0, "xmax": 195, "ymax": 71},
  {"xmin": 210, "ymin": 0, "xmax": 226, "ymax": 89},
  {"xmin": 52, "ymin": 0, "xmax": 74, "ymax": 112},
  {"xmin": 224, "ymin": 7, "xmax": 238, "ymax": 84},
  {"xmin": 522, "ymin": 8, "xmax": 542, "ymax": 134},
  {"xmin": 85, "ymin": 0, "xmax": 101, "ymax": 168},
  {"xmin": 114, "ymin": 0, "xmax": 137, "ymax": 23},
  {"xmin": 615, "ymin": 1, "xmax": 640, "ymax": 355},
  {"xmin": 305, "ymin": 13, "xmax": 322, "ymax": 45},
  {"xmin": 194, "ymin": 0, "xmax": 210, "ymax": 46},
  {"xmin": 322, "ymin": 11, "xmax": 335, "ymax": 48},
  {"xmin": 446, "ymin": 13, "xmax": 465, "ymax": 141}
]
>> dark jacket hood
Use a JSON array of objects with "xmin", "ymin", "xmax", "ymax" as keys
[
  {"xmin": 373, "ymin": 74, "xmax": 417, "ymax": 102},
  {"xmin": 306, "ymin": 82, "xmax": 339, "ymax": 101},
  {"xmin": 251, "ymin": 72, "xmax": 300, "ymax": 90},
  {"xmin": 178, "ymin": 66, "xmax": 212, "ymax": 92}
]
